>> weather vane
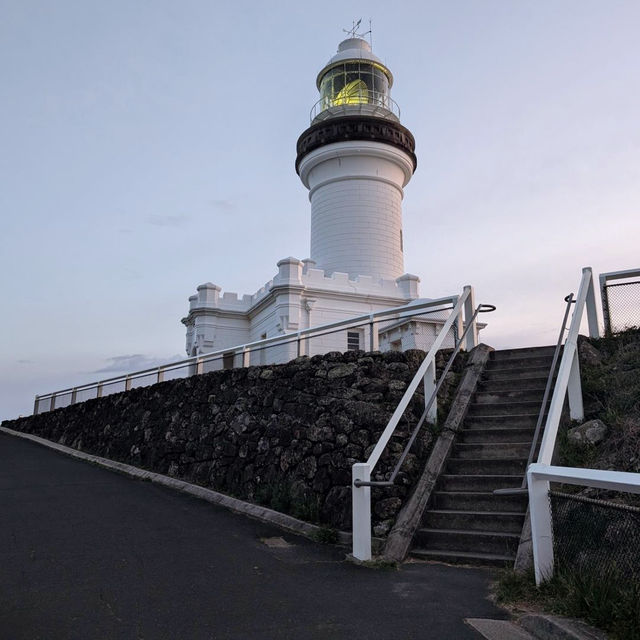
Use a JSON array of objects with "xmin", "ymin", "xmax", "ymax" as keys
[{"xmin": 342, "ymin": 18, "xmax": 372, "ymax": 44}]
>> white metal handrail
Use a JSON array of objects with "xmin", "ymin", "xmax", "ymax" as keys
[
  {"xmin": 528, "ymin": 464, "xmax": 640, "ymax": 585},
  {"xmin": 537, "ymin": 267, "xmax": 599, "ymax": 466},
  {"xmin": 33, "ymin": 296, "xmax": 459, "ymax": 414},
  {"xmin": 351, "ymin": 285, "xmax": 480, "ymax": 561}
]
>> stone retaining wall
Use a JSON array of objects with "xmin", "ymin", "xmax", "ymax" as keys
[{"xmin": 3, "ymin": 349, "xmax": 463, "ymax": 534}]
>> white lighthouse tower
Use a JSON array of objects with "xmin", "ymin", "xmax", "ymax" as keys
[
  {"xmin": 182, "ymin": 34, "xmax": 457, "ymax": 365},
  {"xmin": 296, "ymin": 37, "xmax": 417, "ymax": 281}
]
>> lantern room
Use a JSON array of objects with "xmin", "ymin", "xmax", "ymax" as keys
[{"xmin": 311, "ymin": 38, "xmax": 400, "ymax": 122}]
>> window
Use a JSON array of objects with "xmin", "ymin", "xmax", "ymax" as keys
[
  {"xmin": 223, "ymin": 352, "xmax": 234, "ymax": 370},
  {"xmin": 347, "ymin": 331, "xmax": 361, "ymax": 352},
  {"xmin": 259, "ymin": 333, "xmax": 267, "ymax": 365}
]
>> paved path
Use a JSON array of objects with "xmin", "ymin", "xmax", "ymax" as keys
[{"xmin": 0, "ymin": 433, "xmax": 508, "ymax": 639}]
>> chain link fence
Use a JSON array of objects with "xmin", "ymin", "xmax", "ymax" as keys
[
  {"xmin": 602, "ymin": 280, "xmax": 640, "ymax": 335},
  {"xmin": 550, "ymin": 490, "xmax": 640, "ymax": 581}
]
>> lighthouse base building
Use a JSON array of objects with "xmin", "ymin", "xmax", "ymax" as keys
[{"xmin": 182, "ymin": 37, "xmax": 463, "ymax": 366}]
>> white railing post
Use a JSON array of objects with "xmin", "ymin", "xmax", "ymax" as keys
[
  {"xmin": 157, "ymin": 367, "xmax": 164, "ymax": 383},
  {"xmin": 463, "ymin": 285, "xmax": 478, "ymax": 351},
  {"xmin": 453, "ymin": 295, "xmax": 463, "ymax": 346},
  {"xmin": 423, "ymin": 359, "xmax": 437, "ymax": 423},
  {"xmin": 296, "ymin": 331, "xmax": 303, "ymax": 357},
  {"xmin": 527, "ymin": 466, "xmax": 554, "ymax": 586},
  {"xmin": 33, "ymin": 396, "xmax": 39, "ymax": 415},
  {"xmin": 369, "ymin": 314, "xmax": 379, "ymax": 351},
  {"xmin": 352, "ymin": 463, "xmax": 372, "ymax": 561},
  {"xmin": 96, "ymin": 382, "xmax": 103, "ymax": 398},
  {"xmin": 70, "ymin": 388, "xmax": 78, "ymax": 405},
  {"xmin": 567, "ymin": 349, "xmax": 584, "ymax": 421},
  {"xmin": 242, "ymin": 346, "xmax": 250, "ymax": 367},
  {"xmin": 584, "ymin": 269, "xmax": 599, "ymax": 338},
  {"xmin": 50, "ymin": 394, "xmax": 56, "ymax": 411},
  {"xmin": 196, "ymin": 357, "xmax": 204, "ymax": 375},
  {"xmin": 125, "ymin": 376, "xmax": 132, "ymax": 392}
]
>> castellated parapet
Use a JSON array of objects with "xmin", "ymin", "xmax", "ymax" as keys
[{"xmin": 182, "ymin": 258, "xmax": 429, "ymax": 364}]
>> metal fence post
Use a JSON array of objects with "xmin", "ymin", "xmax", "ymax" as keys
[
  {"xmin": 157, "ymin": 367, "xmax": 164, "ymax": 383},
  {"xmin": 567, "ymin": 349, "xmax": 584, "ymax": 421},
  {"xmin": 125, "ymin": 376, "xmax": 132, "ymax": 392},
  {"xmin": 599, "ymin": 273, "xmax": 610, "ymax": 335},
  {"xmin": 196, "ymin": 357, "xmax": 204, "ymax": 375},
  {"xmin": 528, "ymin": 466, "xmax": 554, "ymax": 585},
  {"xmin": 97, "ymin": 383, "xmax": 103, "ymax": 398},
  {"xmin": 70, "ymin": 388, "xmax": 78, "ymax": 405},
  {"xmin": 50, "ymin": 394, "xmax": 56, "ymax": 411},
  {"xmin": 423, "ymin": 359, "xmax": 437, "ymax": 423},
  {"xmin": 242, "ymin": 346, "xmax": 250, "ymax": 367},
  {"xmin": 352, "ymin": 463, "xmax": 372, "ymax": 561},
  {"xmin": 33, "ymin": 396, "xmax": 39, "ymax": 415}
]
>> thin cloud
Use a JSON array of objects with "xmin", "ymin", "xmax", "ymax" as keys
[
  {"xmin": 211, "ymin": 199, "xmax": 235, "ymax": 213},
  {"xmin": 145, "ymin": 214, "xmax": 190, "ymax": 228},
  {"xmin": 93, "ymin": 354, "xmax": 183, "ymax": 373}
]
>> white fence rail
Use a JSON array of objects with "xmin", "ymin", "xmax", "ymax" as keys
[
  {"xmin": 529, "ymin": 266, "xmax": 640, "ymax": 584},
  {"xmin": 33, "ymin": 295, "xmax": 462, "ymax": 415},
  {"xmin": 528, "ymin": 464, "xmax": 640, "ymax": 585},
  {"xmin": 351, "ymin": 286, "xmax": 479, "ymax": 561}
]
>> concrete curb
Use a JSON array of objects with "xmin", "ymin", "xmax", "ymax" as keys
[
  {"xmin": 0, "ymin": 426, "xmax": 378, "ymax": 552},
  {"xmin": 519, "ymin": 614, "xmax": 609, "ymax": 640}
]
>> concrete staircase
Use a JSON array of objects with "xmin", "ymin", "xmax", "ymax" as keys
[{"xmin": 410, "ymin": 345, "xmax": 555, "ymax": 567}]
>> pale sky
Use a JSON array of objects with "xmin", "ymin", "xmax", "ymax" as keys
[{"xmin": 2, "ymin": 0, "xmax": 639, "ymax": 420}]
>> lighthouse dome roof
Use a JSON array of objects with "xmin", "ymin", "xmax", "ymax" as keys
[{"xmin": 316, "ymin": 37, "xmax": 393, "ymax": 89}]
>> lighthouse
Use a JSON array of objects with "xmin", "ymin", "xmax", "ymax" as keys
[
  {"xmin": 182, "ymin": 33, "xmax": 455, "ymax": 365},
  {"xmin": 296, "ymin": 37, "xmax": 417, "ymax": 281}
]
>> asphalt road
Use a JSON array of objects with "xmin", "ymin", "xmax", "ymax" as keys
[{"xmin": 0, "ymin": 433, "xmax": 507, "ymax": 639}]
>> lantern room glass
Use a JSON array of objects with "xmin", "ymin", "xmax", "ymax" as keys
[{"xmin": 319, "ymin": 62, "xmax": 390, "ymax": 110}]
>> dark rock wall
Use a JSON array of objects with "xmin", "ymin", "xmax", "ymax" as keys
[{"xmin": 3, "ymin": 349, "xmax": 463, "ymax": 533}]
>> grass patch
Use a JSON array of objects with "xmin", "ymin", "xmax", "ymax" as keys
[
  {"xmin": 496, "ymin": 566, "xmax": 640, "ymax": 640},
  {"xmin": 254, "ymin": 480, "xmax": 322, "ymax": 523},
  {"xmin": 358, "ymin": 558, "xmax": 399, "ymax": 570},
  {"xmin": 312, "ymin": 526, "xmax": 338, "ymax": 545}
]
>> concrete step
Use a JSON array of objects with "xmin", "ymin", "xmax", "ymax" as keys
[
  {"xmin": 478, "ymin": 376, "xmax": 549, "ymax": 392},
  {"xmin": 446, "ymin": 457, "xmax": 528, "ymax": 475},
  {"xmin": 438, "ymin": 474, "xmax": 523, "ymax": 492},
  {"xmin": 414, "ymin": 527, "xmax": 521, "ymax": 555},
  {"xmin": 468, "ymin": 401, "xmax": 544, "ymax": 416},
  {"xmin": 453, "ymin": 442, "xmax": 532, "ymax": 459},
  {"xmin": 491, "ymin": 346, "xmax": 556, "ymax": 360},
  {"xmin": 410, "ymin": 548, "xmax": 514, "ymax": 567},
  {"xmin": 483, "ymin": 366, "xmax": 554, "ymax": 381},
  {"xmin": 461, "ymin": 427, "xmax": 536, "ymax": 444},
  {"xmin": 474, "ymin": 389, "xmax": 545, "ymax": 404},
  {"xmin": 423, "ymin": 509, "xmax": 526, "ymax": 533},
  {"xmin": 432, "ymin": 491, "xmax": 527, "ymax": 512},
  {"xmin": 486, "ymin": 355, "xmax": 554, "ymax": 369},
  {"xmin": 465, "ymin": 414, "xmax": 540, "ymax": 429}
]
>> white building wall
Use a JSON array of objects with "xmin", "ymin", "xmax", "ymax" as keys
[{"xmin": 182, "ymin": 258, "xmax": 423, "ymax": 365}]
